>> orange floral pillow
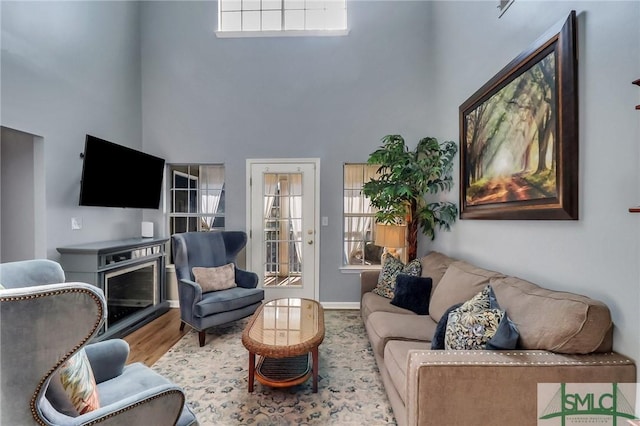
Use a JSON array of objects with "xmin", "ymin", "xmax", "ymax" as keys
[{"xmin": 46, "ymin": 348, "xmax": 100, "ymax": 416}]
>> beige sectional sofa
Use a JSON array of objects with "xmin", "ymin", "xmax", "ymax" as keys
[{"xmin": 360, "ymin": 251, "xmax": 636, "ymax": 426}]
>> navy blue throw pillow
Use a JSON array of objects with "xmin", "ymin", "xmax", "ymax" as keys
[
  {"xmin": 390, "ymin": 274, "xmax": 433, "ymax": 315},
  {"xmin": 486, "ymin": 285, "xmax": 519, "ymax": 350},
  {"xmin": 431, "ymin": 303, "xmax": 463, "ymax": 349}
]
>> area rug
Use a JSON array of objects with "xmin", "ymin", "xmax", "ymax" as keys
[{"xmin": 152, "ymin": 310, "xmax": 396, "ymax": 425}]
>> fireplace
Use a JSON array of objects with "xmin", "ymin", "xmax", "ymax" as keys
[
  {"xmin": 58, "ymin": 237, "xmax": 170, "ymax": 340},
  {"xmin": 104, "ymin": 260, "xmax": 158, "ymax": 331}
]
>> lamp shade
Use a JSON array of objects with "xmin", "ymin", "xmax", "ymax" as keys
[{"xmin": 374, "ymin": 223, "xmax": 407, "ymax": 248}]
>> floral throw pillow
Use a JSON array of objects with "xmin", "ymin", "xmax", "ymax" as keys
[
  {"xmin": 443, "ymin": 284, "xmax": 519, "ymax": 350},
  {"xmin": 372, "ymin": 255, "xmax": 422, "ymax": 299},
  {"xmin": 444, "ymin": 285, "xmax": 504, "ymax": 350},
  {"xmin": 459, "ymin": 284, "xmax": 491, "ymax": 312},
  {"xmin": 46, "ymin": 348, "xmax": 101, "ymax": 416},
  {"xmin": 445, "ymin": 307, "xmax": 504, "ymax": 350}
]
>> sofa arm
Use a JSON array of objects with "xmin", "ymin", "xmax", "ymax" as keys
[
  {"xmin": 360, "ymin": 270, "xmax": 380, "ymax": 298},
  {"xmin": 406, "ymin": 350, "xmax": 636, "ymax": 426}
]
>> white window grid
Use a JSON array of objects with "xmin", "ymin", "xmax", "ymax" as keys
[
  {"xmin": 168, "ymin": 164, "xmax": 225, "ymax": 236},
  {"xmin": 343, "ymin": 163, "xmax": 383, "ymax": 267},
  {"xmin": 217, "ymin": 0, "xmax": 348, "ymax": 36}
]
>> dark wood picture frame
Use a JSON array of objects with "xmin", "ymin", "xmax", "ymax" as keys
[{"xmin": 459, "ymin": 11, "xmax": 578, "ymax": 220}]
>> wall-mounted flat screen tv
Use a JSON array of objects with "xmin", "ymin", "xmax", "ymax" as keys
[{"xmin": 79, "ymin": 134, "xmax": 165, "ymax": 209}]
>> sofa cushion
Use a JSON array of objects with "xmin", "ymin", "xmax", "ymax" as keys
[
  {"xmin": 97, "ymin": 362, "xmax": 174, "ymax": 407},
  {"xmin": 194, "ymin": 286, "xmax": 264, "ymax": 317},
  {"xmin": 365, "ymin": 311, "xmax": 437, "ymax": 358},
  {"xmin": 429, "ymin": 260, "xmax": 504, "ymax": 323},
  {"xmin": 490, "ymin": 276, "xmax": 613, "ymax": 353},
  {"xmin": 420, "ymin": 251, "xmax": 457, "ymax": 289},
  {"xmin": 390, "ymin": 274, "xmax": 433, "ymax": 315},
  {"xmin": 373, "ymin": 256, "xmax": 422, "ymax": 299},
  {"xmin": 361, "ymin": 291, "xmax": 414, "ymax": 324},
  {"xmin": 384, "ymin": 340, "xmax": 431, "ymax": 405}
]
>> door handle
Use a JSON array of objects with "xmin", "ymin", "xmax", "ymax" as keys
[{"xmin": 307, "ymin": 240, "xmax": 313, "ymax": 245}]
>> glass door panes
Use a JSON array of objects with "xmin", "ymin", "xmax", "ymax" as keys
[{"xmin": 263, "ymin": 172, "xmax": 303, "ymax": 288}]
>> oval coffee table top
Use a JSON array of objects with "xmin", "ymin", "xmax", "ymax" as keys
[{"xmin": 242, "ymin": 297, "xmax": 325, "ymax": 359}]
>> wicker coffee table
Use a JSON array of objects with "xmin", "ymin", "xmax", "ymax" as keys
[{"xmin": 241, "ymin": 297, "xmax": 325, "ymax": 393}]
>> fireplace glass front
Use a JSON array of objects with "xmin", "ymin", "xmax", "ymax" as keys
[{"xmin": 104, "ymin": 261, "xmax": 158, "ymax": 330}]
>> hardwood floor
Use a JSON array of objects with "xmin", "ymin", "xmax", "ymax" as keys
[{"xmin": 123, "ymin": 308, "xmax": 188, "ymax": 366}]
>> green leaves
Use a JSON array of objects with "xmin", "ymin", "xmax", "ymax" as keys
[{"xmin": 362, "ymin": 134, "xmax": 458, "ymax": 240}]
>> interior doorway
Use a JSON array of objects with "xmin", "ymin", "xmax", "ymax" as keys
[
  {"xmin": 246, "ymin": 159, "xmax": 319, "ymax": 302},
  {"xmin": 0, "ymin": 126, "xmax": 46, "ymax": 262}
]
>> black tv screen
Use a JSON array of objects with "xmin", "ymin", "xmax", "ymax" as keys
[{"xmin": 79, "ymin": 135, "xmax": 165, "ymax": 209}]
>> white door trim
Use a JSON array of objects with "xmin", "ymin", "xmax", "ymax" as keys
[{"xmin": 246, "ymin": 158, "xmax": 320, "ymax": 301}]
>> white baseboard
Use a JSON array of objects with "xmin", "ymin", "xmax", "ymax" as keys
[
  {"xmin": 166, "ymin": 299, "xmax": 360, "ymax": 310},
  {"xmin": 320, "ymin": 302, "xmax": 360, "ymax": 310}
]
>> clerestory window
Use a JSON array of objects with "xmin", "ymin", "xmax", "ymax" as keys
[{"xmin": 217, "ymin": 0, "xmax": 348, "ymax": 37}]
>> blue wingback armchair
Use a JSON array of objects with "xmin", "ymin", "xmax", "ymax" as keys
[
  {"xmin": 172, "ymin": 231, "xmax": 264, "ymax": 347},
  {"xmin": 0, "ymin": 259, "xmax": 197, "ymax": 426}
]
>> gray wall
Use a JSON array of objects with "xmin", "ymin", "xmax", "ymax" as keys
[
  {"xmin": 1, "ymin": 1, "xmax": 143, "ymax": 258},
  {"xmin": 423, "ymin": 1, "xmax": 640, "ymax": 361},
  {"xmin": 140, "ymin": 1, "xmax": 436, "ymax": 304}
]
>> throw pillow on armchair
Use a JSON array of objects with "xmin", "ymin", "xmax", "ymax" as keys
[{"xmin": 46, "ymin": 348, "xmax": 100, "ymax": 416}]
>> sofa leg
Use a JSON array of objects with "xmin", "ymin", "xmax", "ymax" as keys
[
  {"xmin": 179, "ymin": 322, "xmax": 185, "ymax": 331},
  {"xmin": 199, "ymin": 330, "xmax": 206, "ymax": 347}
]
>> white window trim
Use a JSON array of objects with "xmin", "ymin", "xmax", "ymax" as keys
[
  {"xmin": 215, "ymin": 28, "xmax": 349, "ymax": 38},
  {"xmin": 339, "ymin": 264, "xmax": 381, "ymax": 274},
  {"xmin": 168, "ymin": 164, "xmax": 225, "ymax": 234}
]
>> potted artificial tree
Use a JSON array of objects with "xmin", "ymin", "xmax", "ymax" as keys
[{"xmin": 362, "ymin": 134, "xmax": 458, "ymax": 262}]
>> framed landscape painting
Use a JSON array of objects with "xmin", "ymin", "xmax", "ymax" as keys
[{"xmin": 459, "ymin": 11, "xmax": 578, "ymax": 220}]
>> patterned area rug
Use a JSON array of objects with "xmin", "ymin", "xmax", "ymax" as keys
[{"xmin": 152, "ymin": 310, "xmax": 396, "ymax": 425}]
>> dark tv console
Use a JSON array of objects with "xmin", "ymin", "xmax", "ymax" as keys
[{"xmin": 57, "ymin": 237, "xmax": 170, "ymax": 341}]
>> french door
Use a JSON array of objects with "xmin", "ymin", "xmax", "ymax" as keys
[{"xmin": 246, "ymin": 159, "xmax": 319, "ymax": 302}]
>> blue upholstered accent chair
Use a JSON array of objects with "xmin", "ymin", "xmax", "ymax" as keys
[
  {"xmin": 172, "ymin": 231, "xmax": 264, "ymax": 347},
  {"xmin": 0, "ymin": 259, "xmax": 197, "ymax": 426}
]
